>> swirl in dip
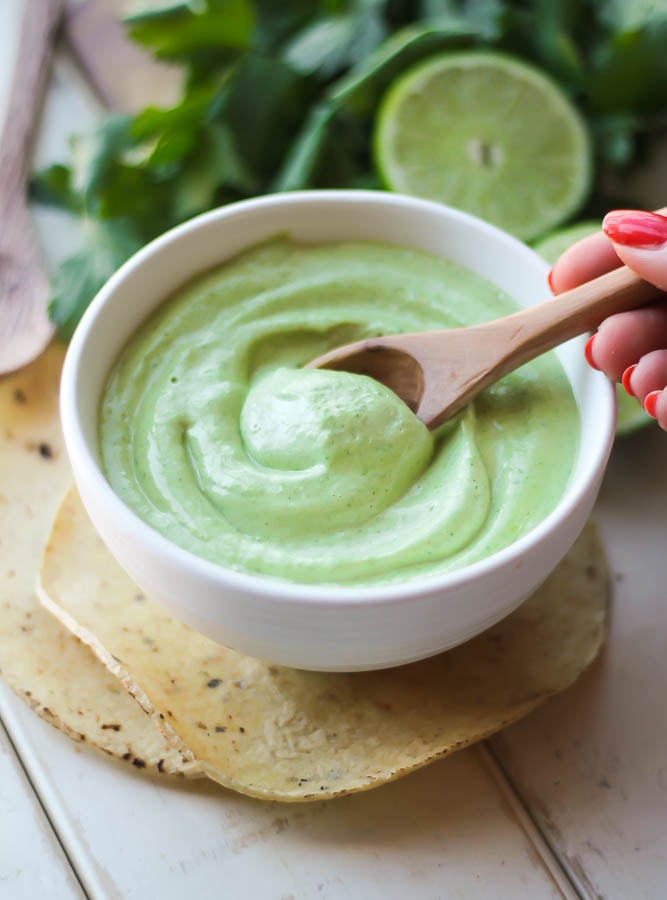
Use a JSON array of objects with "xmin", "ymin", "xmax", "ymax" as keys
[{"xmin": 100, "ymin": 239, "xmax": 579, "ymax": 586}]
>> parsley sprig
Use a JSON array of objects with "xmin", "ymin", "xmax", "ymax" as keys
[{"xmin": 33, "ymin": 0, "xmax": 667, "ymax": 337}]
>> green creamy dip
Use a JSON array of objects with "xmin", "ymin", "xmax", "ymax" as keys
[{"xmin": 100, "ymin": 239, "xmax": 579, "ymax": 586}]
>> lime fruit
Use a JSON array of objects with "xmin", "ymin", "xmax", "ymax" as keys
[
  {"xmin": 533, "ymin": 220, "xmax": 602, "ymax": 264},
  {"xmin": 374, "ymin": 51, "xmax": 592, "ymax": 242},
  {"xmin": 614, "ymin": 385, "xmax": 653, "ymax": 435},
  {"xmin": 535, "ymin": 220, "xmax": 652, "ymax": 437}
]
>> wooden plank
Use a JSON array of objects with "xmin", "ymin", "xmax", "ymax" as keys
[
  {"xmin": 491, "ymin": 426, "xmax": 667, "ymax": 900},
  {"xmin": 0, "ymin": 715, "xmax": 84, "ymax": 899},
  {"xmin": 2, "ymin": 681, "xmax": 573, "ymax": 900}
]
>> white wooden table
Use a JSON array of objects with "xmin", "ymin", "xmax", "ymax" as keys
[{"xmin": 2, "ymin": 2, "xmax": 667, "ymax": 897}]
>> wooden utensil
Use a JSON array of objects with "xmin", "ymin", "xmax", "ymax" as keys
[
  {"xmin": 64, "ymin": 0, "xmax": 181, "ymax": 113},
  {"xmin": 309, "ymin": 263, "xmax": 659, "ymax": 430},
  {"xmin": 0, "ymin": 0, "xmax": 62, "ymax": 375}
]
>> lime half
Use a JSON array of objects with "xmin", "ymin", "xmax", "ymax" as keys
[
  {"xmin": 533, "ymin": 220, "xmax": 602, "ymax": 264},
  {"xmin": 535, "ymin": 220, "xmax": 652, "ymax": 437},
  {"xmin": 374, "ymin": 52, "xmax": 592, "ymax": 241},
  {"xmin": 614, "ymin": 387, "xmax": 653, "ymax": 435}
]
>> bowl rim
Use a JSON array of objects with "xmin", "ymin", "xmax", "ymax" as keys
[{"xmin": 60, "ymin": 189, "xmax": 616, "ymax": 608}]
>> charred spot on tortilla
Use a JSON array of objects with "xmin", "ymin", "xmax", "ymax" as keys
[{"xmin": 37, "ymin": 486, "xmax": 609, "ymax": 802}]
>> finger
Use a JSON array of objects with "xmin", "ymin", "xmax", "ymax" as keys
[
  {"xmin": 602, "ymin": 210, "xmax": 667, "ymax": 291},
  {"xmin": 548, "ymin": 206, "xmax": 667, "ymax": 295},
  {"xmin": 643, "ymin": 388, "xmax": 667, "ymax": 431},
  {"xmin": 548, "ymin": 231, "xmax": 621, "ymax": 294},
  {"xmin": 622, "ymin": 349, "xmax": 667, "ymax": 400},
  {"xmin": 588, "ymin": 306, "xmax": 667, "ymax": 381}
]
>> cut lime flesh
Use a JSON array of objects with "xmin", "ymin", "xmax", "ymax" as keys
[{"xmin": 374, "ymin": 51, "xmax": 592, "ymax": 242}]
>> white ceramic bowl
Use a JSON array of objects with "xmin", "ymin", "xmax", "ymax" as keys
[{"xmin": 60, "ymin": 191, "xmax": 615, "ymax": 672}]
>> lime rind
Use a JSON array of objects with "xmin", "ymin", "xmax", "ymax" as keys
[
  {"xmin": 533, "ymin": 220, "xmax": 602, "ymax": 264},
  {"xmin": 615, "ymin": 388, "xmax": 652, "ymax": 436},
  {"xmin": 374, "ymin": 51, "xmax": 593, "ymax": 242}
]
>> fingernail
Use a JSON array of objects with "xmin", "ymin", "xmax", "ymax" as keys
[
  {"xmin": 603, "ymin": 210, "xmax": 667, "ymax": 249},
  {"xmin": 644, "ymin": 390, "xmax": 661, "ymax": 418},
  {"xmin": 584, "ymin": 334, "xmax": 600, "ymax": 371},
  {"xmin": 547, "ymin": 268, "xmax": 555, "ymax": 293},
  {"xmin": 621, "ymin": 365, "xmax": 637, "ymax": 397}
]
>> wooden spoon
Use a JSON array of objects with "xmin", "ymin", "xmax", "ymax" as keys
[
  {"xmin": 308, "ymin": 264, "xmax": 658, "ymax": 430},
  {"xmin": 0, "ymin": 0, "xmax": 62, "ymax": 375},
  {"xmin": 64, "ymin": 0, "xmax": 181, "ymax": 113}
]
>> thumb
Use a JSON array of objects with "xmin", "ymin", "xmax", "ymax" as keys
[{"xmin": 602, "ymin": 210, "xmax": 667, "ymax": 291}]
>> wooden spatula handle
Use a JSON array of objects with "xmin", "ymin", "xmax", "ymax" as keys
[
  {"xmin": 0, "ymin": 0, "xmax": 62, "ymax": 374},
  {"xmin": 0, "ymin": 0, "xmax": 62, "ymax": 204}
]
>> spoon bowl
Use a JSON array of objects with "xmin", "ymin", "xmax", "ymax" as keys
[{"xmin": 310, "ymin": 263, "xmax": 657, "ymax": 429}]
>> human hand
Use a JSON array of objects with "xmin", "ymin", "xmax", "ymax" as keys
[{"xmin": 548, "ymin": 209, "xmax": 667, "ymax": 430}]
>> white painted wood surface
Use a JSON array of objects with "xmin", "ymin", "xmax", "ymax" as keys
[
  {"xmin": 2, "ymin": 0, "xmax": 667, "ymax": 897},
  {"xmin": 0, "ymin": 716, "xmax": 83, "ymax": 899},
  {"xmin": 491, "ymin": 426, "xmax": 667, "ymax": 900},
  {"xmin": 1, "ymin": 681, "xmax": 573, "ymax": 899}
]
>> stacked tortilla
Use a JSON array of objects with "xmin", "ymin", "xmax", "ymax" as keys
[{"xmin": 0, "ymin": 346, "xmax": 608, "ymax": 800}]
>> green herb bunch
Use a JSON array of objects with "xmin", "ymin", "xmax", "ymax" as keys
[{"xmin": 32, "ymin": 0, "xmax": 667, "ymax": 337}]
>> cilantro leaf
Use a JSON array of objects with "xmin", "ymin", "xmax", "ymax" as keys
[
  {"xmin": 272, "ymin": 103, "xmax": 337, "ymax": 191},
  {"xmin": 68, "ymin": 115, "xmax": 135, "ymax": 204},
  {"xmin": 29, "ymin": 164, "xmax": 82, "ymax": 214},
  {"xmin": 252, "ymin": 0, "xmax": 321, "ymax": 53},
  {"xmin": 330, "ymin": 19, "xmax": 485, "ymax": 114},
  {"xmin": 126, "ymin": 0, "xmax": 254, "ymax": 60},
  {"xmin": 284, "ymin": 2, "xmax": 388, "ymax": 79},
  {"xmin": 223, "ymin": 53, "xmax": 317, "ymax": 178},
  {"xmin": 169, "ymin": 121, "xmax": 258, "ymax": 221},
  {"xmin": 48, "ymin": 219, "xmax": 144, "ymax": 339},
  {"xmin": 590, "ymin": 113, "xmax": 639, "ymax": 167},
  {"xmin": 588, "ymin": 13, "xmax": 667, "ymax": 116}
]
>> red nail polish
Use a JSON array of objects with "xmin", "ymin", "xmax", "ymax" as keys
[
  {"xmin": 644, "ymin": 390, "xmax": 661, "ymax": 418},
  {"xmin": 584, "ymin": 334, "xmax": 600, "ymax": 371},
  {"xmin": 603, "ymin": 210, "xmax": 667, "ymax": 249},
  {"xmin": 621, "ymin": 365, "xmax": 637, "ymax": 397},
  {"xmin": 547, "ymin": 268, "xmax": 555, "ymax": 293}
]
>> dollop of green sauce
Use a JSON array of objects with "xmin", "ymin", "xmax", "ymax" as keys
[{"xmin": 100, "ymin": 239, "xmax": 579, "ymax": 586}]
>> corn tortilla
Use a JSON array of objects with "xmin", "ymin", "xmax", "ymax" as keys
[
  {"xmin": 0, "ymin": 344, "xmax": 197, "ymax": 776},
  {"xmin": 39, "ymin": 485, "xmax": 609, "ymax": 801}
]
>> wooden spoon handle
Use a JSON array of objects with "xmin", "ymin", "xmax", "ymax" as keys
[
  {"xmin": 0, "ymin": 0, "xmax": 62, "ymax": 204},
  {"xmin": 421, "ymin": 263, "xmax": 662, "ymax": 427},
  {"xmin": 494, "ymin": 263, "xmax": 659, "ymax": 367},
  {"xmin": 492, "ymin": 204, "xmax": 667, "ymax": 369}
]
